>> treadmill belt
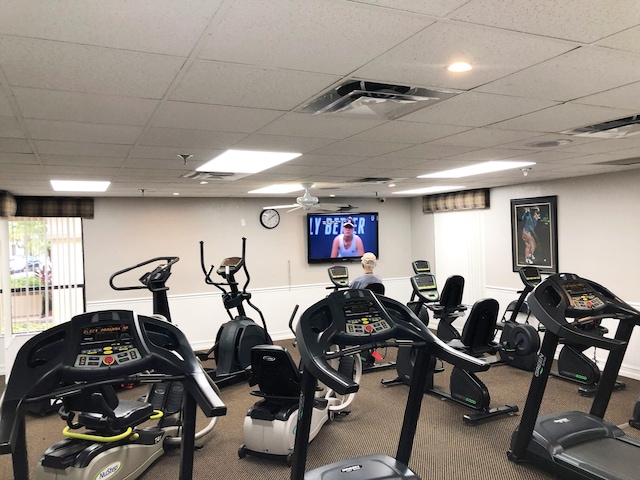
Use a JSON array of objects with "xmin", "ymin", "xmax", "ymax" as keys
[{"xmin": 556, "ymin": 437, "xmax": 640, "ymax": 480}]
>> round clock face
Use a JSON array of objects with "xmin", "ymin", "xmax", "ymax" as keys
[{"xmin": 260, "ymin": 209, "xmax": 280, "ymax": 229}]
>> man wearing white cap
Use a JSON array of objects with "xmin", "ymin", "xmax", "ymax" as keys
[{"xmin": 350, "ymin": 252, "xmax": 383, "ymax": 289}]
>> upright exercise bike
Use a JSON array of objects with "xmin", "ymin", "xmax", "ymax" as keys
[
  {"xmin": 383, "ymin": 273, "xmax": 518, "ymax": 425},
  {"xmin": 109, "ymin": 256, "xmax": 220, "ymax": 443},
  {"xmin": 199, "ymin": 237, "xmax": 272, "ymax": 387}
]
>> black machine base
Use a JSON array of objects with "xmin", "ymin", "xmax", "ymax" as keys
[{"xmin": 303, "ymin": 454, "xmax": 420, "ymax": 480}]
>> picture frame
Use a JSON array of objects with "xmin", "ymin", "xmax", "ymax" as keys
[{"xmin": 511, "ymin": 196, "xmax": 558, "ymax": 273}]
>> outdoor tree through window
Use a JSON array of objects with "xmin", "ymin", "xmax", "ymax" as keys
[{"xmin": 6, "ymin": 217, "xmax": 85, "ymax": 334}]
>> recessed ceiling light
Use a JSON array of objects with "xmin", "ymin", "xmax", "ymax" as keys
[
  {"xmin": 418, "ymin": 161, "xmax": 536, "ymax": 179},
  {"xmin": 248, "ymin": 184, "xmax": 305, "ymax": 194},
  {"xmin": 197, "ymin": 150, "xmax": 302, "ymax": 174},
  {"xmin": 50, "ymin": 180, "xmax": 110, "ymax": 192},
  {"xmin": 392, "ymin": 186, "xmax": 465, "ymax": 195},
  {"xmin": 447, "ymin": 62, "xmax": 472, "ymax": 72},
  {"xmin": 199, "ymin": 181, "xmax": 209, "ymax": 185},
  {"xmin": 173, "ymin": 192, "xmax": 180, "ymax": 196}
]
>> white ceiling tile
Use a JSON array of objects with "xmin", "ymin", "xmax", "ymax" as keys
[
  {"xmin": 477, "ymin": 46, "xmax": 640, "ymax": 101},
  {"xmin": 198, "ymin": 0, "xmax": 434, "ymax": 75},
  {"xmin": 171, "ymin": 60, "xmax": 340, "ymax": 110},
  {"xmin": 257, "ymin": 113, "xmax": 386, "ymax": 139},
  {"xmin": 0, "ymin": 116, "xmax": 25, "ymax": 138},
  {"xmin": 348, "ymin": 121, "xmax": 470, "ymax": 143},
  {"xmin": 0, "ymin": 138, "xmax": 33, "ymax": 153},
  {"xmin": 39, "ymin": 155, "xmax": 124, "ymax": 167},
  {"xmin": 138, "ymin": 127, "xmax": 247, "ymax": 149},
  {"xmin": 0, "ymin": 153, "xmax": 37, "ymax": 165},
  {"xmin": 450, "ymin": 0, "xmax": 640, "ymax": 43},
  {"xmin": 310, "ymin": 139, "xmax": 413, "ymax": 157},
  {"xmin": 573, "ymin": 82, "xmax": 640, "ymax": 111},
  {"xmin": 353, "ymin": 21, "xmax": 575, "ymax": 90},
  {"xmin": 25, "ymin": 119, "xmax": 143, "ymax": 144},
  {"xmin": 13, "ymin": 88, "xmax": 159, "ymax": 125},
  {"xmin": 0, "ymin": 89, "xmax": 13, "ymax": 116},
  {"xmin": 34, "ymin": 140, "xmax": 132, "ymax": 157},
  {"xmin": 490, "ymin": 103, "xmax": 636, "ymax": 133},
  {"xmin": 596, "ymin": 26, "xmax": 640, "ymax": 54},
  {"xmin": 0, "ymin": 37, "xmax": 185, "ymax": 98},
  {"xmin": 430, "ymin": 127, "xmax": 542, "ymax": 148},
  {"xmin": 402, "ymin": 92, "xmax": 558, "ymax": 127},
  {"xmin": 129, "ymin": 146, "xmax": 221, "ymax": 161},
  {"xmin": 232, "ymin": 134, "xmax": 338, "ymax": 153},
  {"xmin": 349, "ymin": 0, "xmax": 470, "ymax": 16},
  {"xmin": 152, "ymin": 102, "xmax": 284, "ymax": 133},
  {"xmin": 0, "ymin": 0, "xmax": 222, "ymax": 56},
  {"xmin": 381, "ymin": 143, "xmax": 478, "ymax": 159}
]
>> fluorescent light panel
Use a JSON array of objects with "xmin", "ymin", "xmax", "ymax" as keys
[
  {"xmin": 197, "ymin": 150, "xmax": 302, "ymax": 173},
  {"xmin": 51, "ymin": 180, "xmax": 110, "ymax": 192},
  {"xmin": 419, "ymin": 161, "xmax": 535, "ymax": 179},
  {"xmin": 392, "ymin": 186, "xmax": 465, "ymax": 195},
  {"xmin": 249, "ymin": 184, "xmax": 304, "ymax": 194}
]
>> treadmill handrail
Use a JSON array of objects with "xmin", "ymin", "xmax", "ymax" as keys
[{"xmin": 295, "ymin": 289, "xmax": 488, "ymax": 396}]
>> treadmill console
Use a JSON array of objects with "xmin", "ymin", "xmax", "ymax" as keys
[
  {"xmin": 411, "ymin": 274, "xmax": 439, "ymax": 302},
  {"xmin": 563, "ymin": 280, "xmax": 606, "ymax": 314},
  {"xmin": 328, "ymin": 265, "xmax": 350, "ymax": 288},
  {"xmin": 342, "ymin": 297, "xmax": 391, "ymax": 336},
  {"xmin": 75, "ymin": 323, "xmax": 141, "ymax": 368}
]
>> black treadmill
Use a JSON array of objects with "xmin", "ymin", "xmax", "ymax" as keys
[
  {"xmin": 0, "ymin": 310, "xmax": 227, "ymax": 480},
  {"xmin": 290, "ymin": 288, "xmax": 489, "ymax": 480},
  {"xmin": 508, "ymin": 273, "xmax": 640, "ymax": 480}
]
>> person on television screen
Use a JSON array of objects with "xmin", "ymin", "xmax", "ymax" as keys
[
  {"xmin": 331, "ymin": 216, "xmax": 364, "ymax": 258},
  {"xmin": 350, "ymin": 252, "xmax": 383, "ymax": 289}
]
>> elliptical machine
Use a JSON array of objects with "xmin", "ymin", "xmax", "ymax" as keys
[
  {"xmin": 199, "ymin": 237, "xmax": 272, "ymax": 387},
  {"xmin": 239, "ymin": 306, "xmax": 362, "ymax": 464}
]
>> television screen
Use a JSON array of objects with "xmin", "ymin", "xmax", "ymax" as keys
[{"xmin": 307, "ymin": 212, "xmax": 379, "ymax": 264}]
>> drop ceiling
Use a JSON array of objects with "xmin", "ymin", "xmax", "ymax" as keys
[{"xmin": 2, "ymin": 0, "xmax": 640, "ymax": 200}]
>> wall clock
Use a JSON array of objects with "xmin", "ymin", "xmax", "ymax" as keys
[{"xmin": 260, "ymin": 208, "xmax": 280, "ymax": 229}]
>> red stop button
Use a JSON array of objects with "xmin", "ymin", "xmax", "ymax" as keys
[
  {"xmin": 103, "ymin": 356, "xmax": 115, "ymax": 365},
  {"xmin": 365, "ymin": 325, "xmax": 373, "ymax": 333}
]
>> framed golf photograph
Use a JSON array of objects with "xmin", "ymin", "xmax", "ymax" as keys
[{"xmin": 511, "ymin": 196, "xmax": 558, "ymax": 273}]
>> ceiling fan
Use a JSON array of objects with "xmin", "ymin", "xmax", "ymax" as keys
[{"xmin": 264, "ymin": 183, "xmax": 356, "ymax": 213}]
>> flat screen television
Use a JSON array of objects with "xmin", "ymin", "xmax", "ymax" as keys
[{"xmin": 307, "ymin": 212, "xmax": 379, "ymax": 264}]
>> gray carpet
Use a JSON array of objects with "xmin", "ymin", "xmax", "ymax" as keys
[{"xmin": 1, "ymin": 341, "xmax": 639, "ymax": 479}]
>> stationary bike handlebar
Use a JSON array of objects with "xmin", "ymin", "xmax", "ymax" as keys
[{"xmin": 109, "ymin": 256, "xmax": 180, "ymax": 292}]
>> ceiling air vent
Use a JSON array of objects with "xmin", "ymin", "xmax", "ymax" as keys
[
  {"xmin": 298, "ymin": 79, "xmax": 460, "ymax": 120},
  {"xmin": 595, "ymin": 157, "xmax": 640, "ymax": 166},
  {"xmin": 349, "ymin": 177, "xmax": 397, "ymax": 184},
  {"xmin": 561, "ymin": 114, "xmax": 640, "ymax": 139},
  {"xmin": 181, "ymin": 171, "xmax": 251, "ymax": 181}
]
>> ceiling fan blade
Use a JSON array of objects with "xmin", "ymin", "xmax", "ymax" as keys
[
  {"xmin": 287, "ymin": 205, "xmax": 303, "ymax": 213},
  {"xmin": 264, "ymin": 204, "xmax": 298, "ymax": 210}
]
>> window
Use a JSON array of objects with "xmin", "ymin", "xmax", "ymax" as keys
[{"xmin": 5, "ymin": 217, "xmax": 85, "ymax": 334}]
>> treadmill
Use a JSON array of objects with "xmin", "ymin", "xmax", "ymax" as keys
[
  {"xmin": 290, "ymin": 288, "xmax": 489, "ymax": 479},
  {"xmin": 508, "ymin": 272, "xmax": 640, "ymax": 480}
]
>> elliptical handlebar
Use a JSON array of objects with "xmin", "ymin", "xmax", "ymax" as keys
[{"xmin": 109, "ymin": 256, "xmax": 179, "ymax": 292}]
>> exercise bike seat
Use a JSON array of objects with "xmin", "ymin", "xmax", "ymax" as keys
[
  {"xmin": 449, "ymin": 298, "xmax": 500, "ymax": 357},
  {"xmin": 249, "ymin": 344, "xmax": 301, "ymax": 399},
  {"xmin": 431, "ymin": 275, "xmax": 466, "ymax": 316}
]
